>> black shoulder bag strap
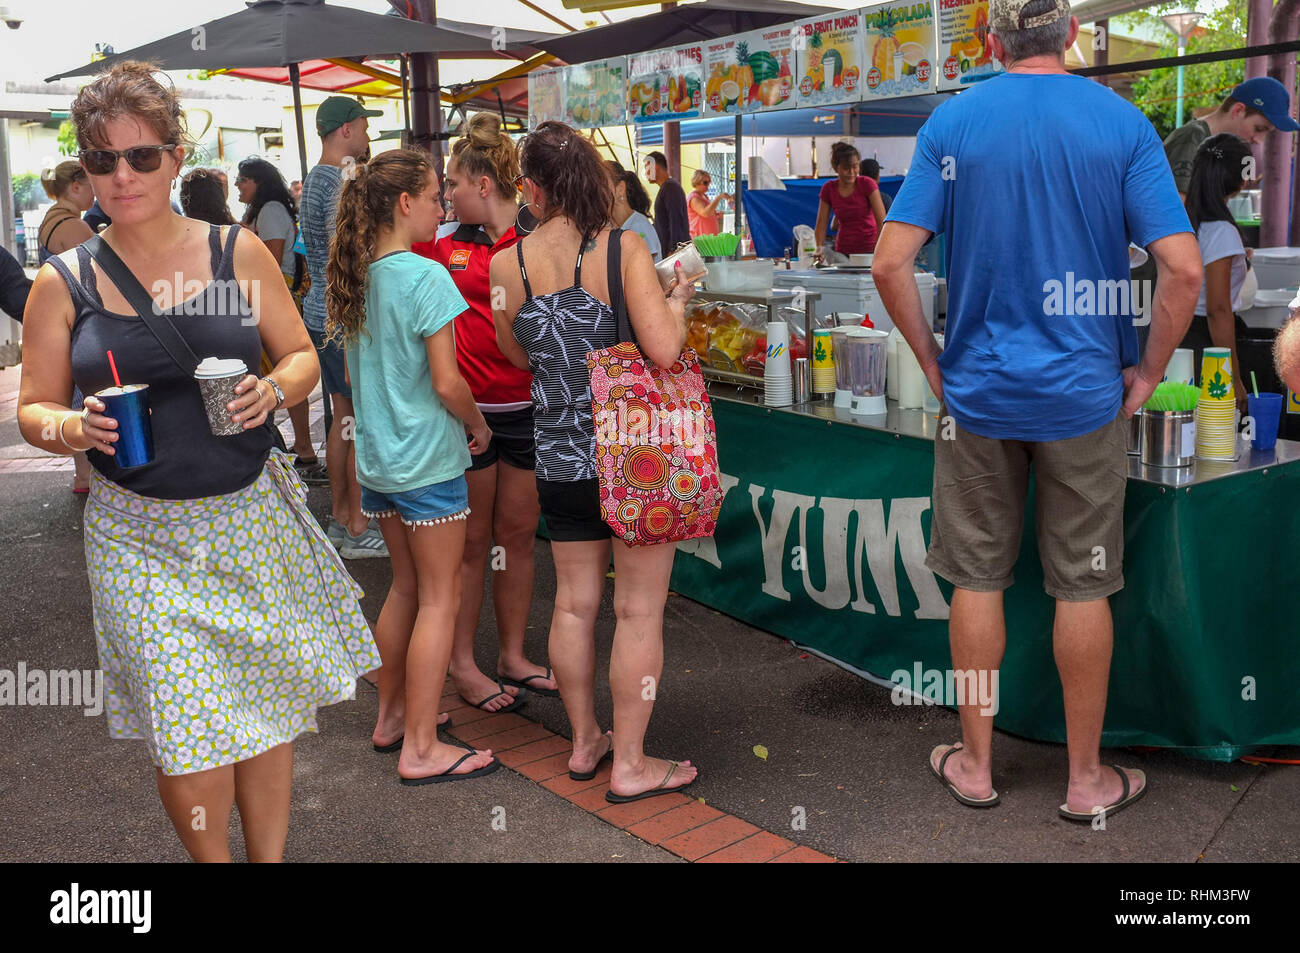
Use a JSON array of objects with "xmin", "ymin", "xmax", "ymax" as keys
[
  {"xmin": 85, "ymin": 234, "xmax": 200, "ymax": 375},
  {"xmin": 605, "ymin": 228, "xmax": 637, "ymax": 347}
]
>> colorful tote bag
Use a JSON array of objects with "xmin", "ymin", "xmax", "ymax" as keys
[{"xmin": 586, "ymin": 230, "xmax": 725, "ymax": 546}]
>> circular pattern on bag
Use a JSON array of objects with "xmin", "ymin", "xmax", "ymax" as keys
[
  {"xmin": 623, "ymin": 397, "xmax": 653, "ymax": 437},
  {"xmin": 616, "ymin": 498, "xmax": 642, "ymax": 524},
  {"xmin": 640, "ymin": 501, "xmax": 679, "ymax": 540},
  {"xmin": 623, "ymin": 446, "xmax": 669, "ymax": 491},
  {"xmin": 669, "ymin": 471, "xmax": 699, "ymax": 501},
  {"xmin": 610, "ymin": 342, "xmax": 640, "ymax": 360}
]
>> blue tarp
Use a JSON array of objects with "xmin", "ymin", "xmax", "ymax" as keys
[
  {"xmin": 636, "ymin": 93, "xmax": 953, "ymax": 144},
  {"xmin": 743, "ymin": 176, "xmax": 903, "ymax": 258}
]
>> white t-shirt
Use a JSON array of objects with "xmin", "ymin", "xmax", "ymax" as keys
[
  {"xmin": 1194, "ymin": 219, "xmax": 1247, "ymax": 316},
  {"xmin": 255, "ymin": 200, "xmax": 298, "ymax": 276},
  {"xmin": 623, "ymin": 210, "xmax": 662, "ymax": 262}
]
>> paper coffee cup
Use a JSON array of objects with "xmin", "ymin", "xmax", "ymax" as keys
[{"xmin": 195, "ymin": 356, "xmax": 249, "ymax": 437}]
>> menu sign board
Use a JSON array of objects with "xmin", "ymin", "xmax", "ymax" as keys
[
  {"xmin": 627, "ymin": 44, "xmax": 705, "ymax": 124},
  {"xmin": 703, "ymin": 25, "xmax": 798, "ymax": 116},
  {"xmin": 528, "ymin": 66, "xmax": 566, "ymax": 127},
  {"xmin": 565, "ymin": 58, "xmax": 628, "ymax": 128},
  {"xmin": 861, "ymin": 1, "xmax": 937, "ymax": 99},
  {"xmin": 793, "ymin": 11, "xmax": 865, "ymax": 107},
  {"xmin": 935, "ymin": 0, "xmax": 1003, "ymax": 90}
]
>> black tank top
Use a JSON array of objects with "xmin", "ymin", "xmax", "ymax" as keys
[{"xmin": 48, "ymin": 223, "xmax": 273, "ymax": 500}]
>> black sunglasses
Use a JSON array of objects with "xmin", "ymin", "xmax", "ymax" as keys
[{"xmin": 79, "ymin": 144, "xmax": 177, "ymax": 176}]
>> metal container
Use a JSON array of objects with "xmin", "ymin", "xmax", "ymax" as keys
[
  {"xmin": 792, "ymin": 358, "xmax": 809, "ymax": 404},
  {"xmin": 1141, "ymin": 409, "xmax": 1195, "ymax": 468},
  {"xmin": 1127, "ymin": 409, "xmax": 1143, "ymax": 455}
]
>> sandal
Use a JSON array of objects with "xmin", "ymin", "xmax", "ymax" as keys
[
  {"xmin": 1059, "ymin": 766, "xmax": 1147, "ymax": 822},
  {"xmin": 569, "ymin": 731, "xmax": 614, "ymax": 781},
  {"xmin": 399, "ymin": 740, "xmax": 501, "ymax": 786},
  {"xmin": 500, "ymin": 666, "xmax": 559, "ymax": 698},
  {"xmin": 466, "ymin": 678, "xmax": 526, "ymax": 713},
  {"xmin": 605, "ymin": 759, "xmax": 695, "ymax": 803},
  {"xmin": 929, "ymin": 744, "xmax": 1000, "ymax": 808}
]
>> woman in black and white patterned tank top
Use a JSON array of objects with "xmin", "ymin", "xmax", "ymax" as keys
[{"xmin": 491, "ymin": 122, "xmax": 700, "ymax": 803}]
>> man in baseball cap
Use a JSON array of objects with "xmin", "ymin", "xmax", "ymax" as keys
[
  {"xmin": 315, "ymin": 95, "xmax": 383, "ymax": 137},
  {"xmin": 875, "ymin": 0, "xmax": 1200, "ymax": 823},
  {"xmin": 1163, "ymin": 77, "xmax": 1296, "ymax": 197}
]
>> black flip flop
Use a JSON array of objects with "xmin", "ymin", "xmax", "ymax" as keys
[
  {"xmin": 468, "ymin": 678, "xmax": 526, "ymax": 713},
  {"xmin": 400, "ymin": 740, "xmax": 501, "ymax": 786},
  {"xmin": 605, "ymin": 760, "xmax": 694, "ymax": 803},
  {"xmin": 500, "ymin": 667, "xmax": 560, "ymax": 698},
  {"xmin": 1059, "ymin": 765, "xmax": 1147, "ymax": 822},
  {"xmin": 569, "ymin": 732, "xmax": 614, "ymax": 781},
  {"xmin": 929, "ymin": 744, "xmax": 1000, "ymax": 808},
  {"xmin": 372, "ymin": 717, "xmax": 453, "ymax": 752}
]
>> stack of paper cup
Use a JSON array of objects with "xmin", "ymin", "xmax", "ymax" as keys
[
  {"xmin": 1164, "ymin": 348, "xmax": 1195, "ymax": 387},
  {"xmin": 811, "ymin": 329, "xmax": 836, "ymax": 395},
  {"xmin": 764, "ymin": 320, "xmax": 792, "ymax": 407},
  {"xmin": 1195, "ymin": 347, "xmax": 1237, "ymax": 460}
]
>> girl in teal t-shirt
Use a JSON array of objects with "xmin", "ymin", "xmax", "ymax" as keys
[{"xmin": 326, "ymin": 149, "xmax": 499, "ymax": 786}]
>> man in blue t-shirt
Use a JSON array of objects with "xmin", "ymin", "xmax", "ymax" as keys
[
  {"xmin": 301, "ymin": 95, "xmax": 386, "ymax": 559},
  {"xmin": 874, "ymin": 0, "xmax": 1202, "ymax": 824}
]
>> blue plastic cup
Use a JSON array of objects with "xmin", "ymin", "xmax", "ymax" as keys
[
  {"xmin": 1248, "ymin": 392, "xmax": 1283, "ymax": 451},
  {"xmin": 96, "ymin": 384, "xmax": 155, "ymax": 468}
]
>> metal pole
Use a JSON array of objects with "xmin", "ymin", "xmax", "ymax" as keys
[
  {"xmin": 289, "ymin": 63, "xmax": 309, "ymax": 182},
  {"xmin": 1174, "ymin": 39, "xmax": 1186, "ymax": 128},
  {"xmin": 0, "ymin": 117, "xmax": 16, "ymax": 258},
  {"xmin": 734, "ymin": 114, "xmax": 743, "ymax": 248}
]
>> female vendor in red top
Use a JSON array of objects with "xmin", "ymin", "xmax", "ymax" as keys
[
  {"xmin": 412, "ymin": 113, "xmax": 558, "ymax": 711},
  {"xmin": 814, "ymin": 141, "xmax": 886, "ymax": 261}
]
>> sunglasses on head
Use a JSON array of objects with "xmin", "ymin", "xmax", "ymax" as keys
[{"xmin": 78, "ymin": 144, "xmax": 176, "ymax": 176}]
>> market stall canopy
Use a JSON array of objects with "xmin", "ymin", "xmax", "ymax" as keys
[
  {"xmin": 535, "ymin": 0, "xmax": 838, "ymax": 63},
  {"xmin": 44, "ymin": 0, "xmax": 554, "ymax": 81},
  {"xmin": 636, "ymin": 93, "xmax": 955, "ymax": 143}
]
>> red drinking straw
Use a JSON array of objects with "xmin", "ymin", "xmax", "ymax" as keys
[{"xmin": 106, "ymin": 350, "xmax": 122, "ymax": 389}]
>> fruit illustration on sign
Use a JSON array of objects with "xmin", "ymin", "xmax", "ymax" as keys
[
  {"xmin": 720, "ymin": 79, "xmax": 740, "ymax": 109},
  {"xmin": 736, "ymin": 41, "xmax": 754, "ymax": 104},
  {"xmin": 972, "ymin": 6, "xmax": 992, "ymax": 67},
  {"xmin": 706, "ymin": 63, "xmax": 725, "ymax": 111},
  {"xmin": 872, "ymin": 23, "xmax": 899, "ymax": 82},
  {"xmin": 822, "ymin": 47, "xmax": 844, "ymax": 89}
]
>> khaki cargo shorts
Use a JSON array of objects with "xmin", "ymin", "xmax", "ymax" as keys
[{"xmin": 926, "ymin": 409, "xmax": 1128, "ymax": 602}]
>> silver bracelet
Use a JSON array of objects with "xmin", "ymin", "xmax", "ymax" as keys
[{"xmin": 57, "ymin": 411, "xmax": 87, "ymax": 453}]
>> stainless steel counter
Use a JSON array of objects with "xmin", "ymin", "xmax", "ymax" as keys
[{"xmin": 707, "ymin": 384, "xmax": 1300, "ymax": 488}]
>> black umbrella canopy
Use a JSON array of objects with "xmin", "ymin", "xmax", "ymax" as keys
[
  {"xmin": 537, "ymin": 0, "xmax": 837, "ymax": 65},
  {"xmin": 45, "ymin": 0, "xmax": 554, "ymax": 82}
]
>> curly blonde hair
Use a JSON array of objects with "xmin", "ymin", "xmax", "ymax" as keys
[{"xmin": 326, "ymin": 149, "xmax": 436, "ymax": 346}]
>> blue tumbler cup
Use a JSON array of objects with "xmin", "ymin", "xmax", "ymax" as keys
[
  {"xmin": 96, "ymin": 384, "xmax": 155, "ymax": 468},
  {"xmin": 1248, "ymin": 393, "xmax": 1283, "ymax": 452}
]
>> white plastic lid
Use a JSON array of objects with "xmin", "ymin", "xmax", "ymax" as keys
[
  {"xmin": 194, "ymin": 357, "xmax": 248, "ymax": 378},
  {"xmin": 1253, "ymin": 287, "xmax": 1297, "ymax": 305},
  {"xmin": 1252, "ymin": 246, "xmax": 1300, "ymax": 262}
]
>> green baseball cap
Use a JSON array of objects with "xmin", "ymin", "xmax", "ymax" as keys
[{"xmin": 316, "ymin": 96, "xmax": 383, "ymax": 136}]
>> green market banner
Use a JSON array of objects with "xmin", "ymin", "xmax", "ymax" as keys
[
  {"xmin": 667, "ymin": 398, "xmax": 1300, "ymax": 761},
  {"xmin": 861, "ymin": 1, "xmax": 937, "ymax": 99}
]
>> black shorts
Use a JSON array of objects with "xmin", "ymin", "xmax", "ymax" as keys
[
  {"xmin": 469, "ymin": 407, "xmax": 536, "ymax": 472},
  {"xmin": 537, "ymin": 478, "xmax": 612, "ymax": 542}
]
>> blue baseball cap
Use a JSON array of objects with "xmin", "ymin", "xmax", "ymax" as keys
[{"xmin": 1231, "ymin": 77, "xmax": 1300, "ymax": 133}]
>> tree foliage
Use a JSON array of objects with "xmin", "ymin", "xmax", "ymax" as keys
[{"xmin": 1119, "ymin": 0, "xmax": 1280, "ymax": 141}]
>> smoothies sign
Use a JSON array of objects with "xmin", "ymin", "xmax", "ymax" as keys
[
  {"xmin": 936, "ymin": 0, "xmax": 1002, "ymax": 89},
  {"xmin": 527, "ymin": 67, "xmax": 566, "ymax": 127},
  {"xmin": 794, "ymin": 12, "xmax": 865, "ymax": 107},
  {"xmin": 628, "ymin": 44, "xmax": 704, "ymax": 124},
  {"xmin": 566, "ymin": 58, "xmax": 628, "ymax": 128},
  {"xmin": 703, "ymin": 26, "xmax": 798, "ymax": 116},
  {"xmin": 861, "ymin": 2, "xmax": 936, "ymax": 98}
]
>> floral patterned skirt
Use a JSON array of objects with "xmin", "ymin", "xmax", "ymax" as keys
[{"xmin": 83, "ymin": 449, "xmax": 382, "ymax": 775}]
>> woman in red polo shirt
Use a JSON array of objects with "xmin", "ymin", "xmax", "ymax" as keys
[{"xmin": 413, "ymin": 114, "xmax": 557, "ymax": 711}]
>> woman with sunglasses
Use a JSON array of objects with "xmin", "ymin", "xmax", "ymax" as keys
[
  {"xmin": 686, "ymin": 169, "xmax": 731, "ymax": 240},
  {"xmin": 16, "ymin": 61, "xmax": 380, "ymax": 862},
  {"xmin": 38, "ymin": 160, "xmax": 98, "ymax": 493},
  {"xmin": 411, "ymin": 112, "xmax": 556, "ymax": 714},
  {"xmin": 491, "ymin": 122, "xmax": 699, "ymax": 801}
]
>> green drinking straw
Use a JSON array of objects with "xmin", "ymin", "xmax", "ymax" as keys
[{"xmin": 1251, "ymin": 371, "xmax": 1259, "ymax": 398}]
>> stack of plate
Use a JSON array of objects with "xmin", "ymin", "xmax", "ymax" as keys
[{"xmin": 1195, "ymin": 347, "xmax": 1238, "ymax": 460}]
